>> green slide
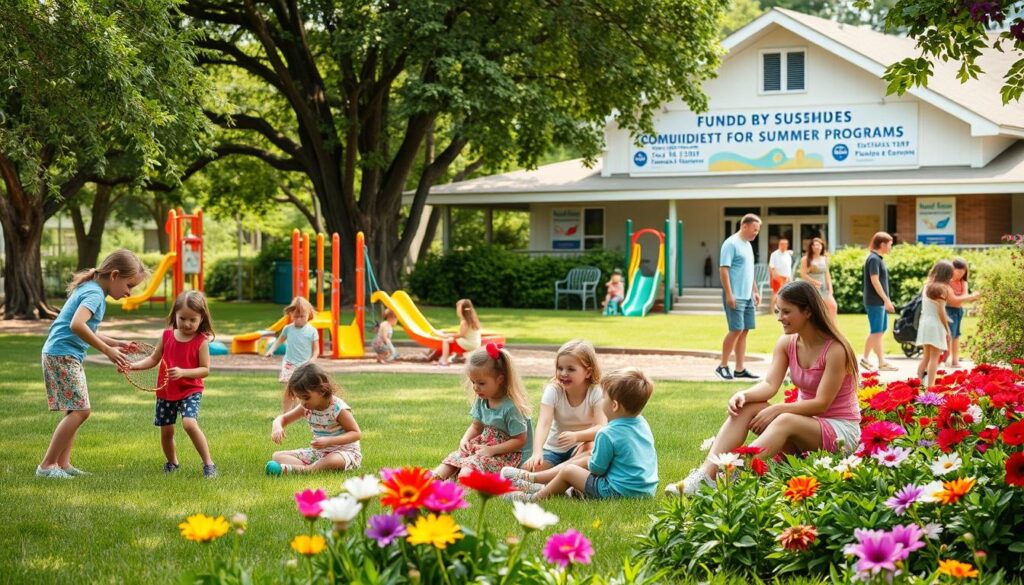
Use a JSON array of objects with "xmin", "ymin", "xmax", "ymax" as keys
[{"xmin": 621, "ymin": 270, "xmax": 661, "ymax": 316}]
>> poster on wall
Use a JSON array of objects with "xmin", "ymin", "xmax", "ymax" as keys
[
  {"xmin": 850, "ymin": 215, "xmax": 880, "ymax": 247},
  {"xmin": 630, "ymin": 103, "xmax": 919, "ymax": 175},
  {"xmin": 551, "ymin": 208, "xmax": 582, "ymax": 250},
  {"xmin": 916, "ymin": 197, "xmax": 956, "ymax": 245}
]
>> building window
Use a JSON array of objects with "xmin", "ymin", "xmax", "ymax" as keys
[
  {"xmin": 767, "ymin": 205, "xmax": 828, "ymax": 216},
  {"xmin": 885, "ymin": 203, "xmax": 898, "ymax": 236},
  {"xmin": 583, "ymin": 208, "xmax": 604, "ymax": 250},
  {"xmin": 761, "ymin": 49, "xmax": 806, "ymax": 94}
]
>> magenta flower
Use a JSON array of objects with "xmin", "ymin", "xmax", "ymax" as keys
[
  {"xmin": 365, "ymin": 513, "xmax": 408, "ymax": 547},
  {"xmin": 889, "ymin": 524, "xmax": 926, "ymax": 560},
  {"xmin": 294, "ymin": 488, "xmax": 328, "ymax": 519},
  {"xmin": 872, "ymin": 446, "xmax": 912, "ymax": 468},
  {"xmin": 885, "ymin": 484, "xmax": 924, "ymax": 516},
  {"xmin": 423, "ymin": 480, "xmax": 469, "ymax": 513},
  {"xmin": 846, "ymin": 528, "xmax": 904, "ymax": 576},
  {"xmin": 543, "ymin": 529, "xmax": 594, "ymax": 567}
]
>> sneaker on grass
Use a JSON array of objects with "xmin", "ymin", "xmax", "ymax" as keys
[
  {"xmin": 500, "ymin": 466, "xmax": 532, "ymax": 482},
  {"xmin": 509, "ymin": 477, "xmax": 544, "ymax": 494},
  {"xmin": 163, "ymin": 462, "xmax": 180, "ymax": 473},
  {"xmin": 732, "ymin": 369, "xmax": 760, "ymax": 380},
  {"xmin": 714, "ymin": 365, "xmax": 733, "ymax": 380},
  {"xmin": 203, "ymin": 464, "xmax": 218, "ymax": 478},
  {"xmin": 665, "ymin": 468, "xmax": 715, "ymax": 496},
  {"xmin": 62, "ymin": 466, "xmax": 91, "ymax": 477},
  {"xmin": 36, "ymin": 466, "xmax": 74, "ymax": 479}
]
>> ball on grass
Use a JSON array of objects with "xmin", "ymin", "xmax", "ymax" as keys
[{"xmin": 265, "ymin": 460, "xmax": 282, "ymax": 476}]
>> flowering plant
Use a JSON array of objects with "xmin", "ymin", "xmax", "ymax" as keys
[{"xmin": 639, "ymin": 366, "xmax": 1024, "ymax": 582}]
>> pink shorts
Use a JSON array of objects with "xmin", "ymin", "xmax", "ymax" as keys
[
  {"xmin": 816, "ymin": 417, "xmax": 861, "ymax": 453},
  {"xmin": 278, "ymin": 361, "xmax": 296, "ymax": 383}
]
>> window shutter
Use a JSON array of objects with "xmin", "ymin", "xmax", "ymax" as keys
[
  {"xmin": 786, "ymin": 51, "xmax": 805, "ymax": 91},
  {"xmin": 762, "ymin": 53, "xmax": 781, "ymax": 92}
]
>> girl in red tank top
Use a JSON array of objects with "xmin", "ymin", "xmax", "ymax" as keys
[{"xmin": 128, "ymin": 291, "xmax": 218, "ymax": 477}]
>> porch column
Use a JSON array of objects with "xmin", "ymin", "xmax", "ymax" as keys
[
  {"xmin": 667, "ymin": 200, "xmax": 678, "ymax": 293},
  {"xmin": 442, "ymin": 206, "xmax": 452, "ymax": 253},
  {"xmin": 827, "ymin": 196, "xmax": 838, "ymax": 253},
  {"xmin": 484, "ymin": 208, "xmax": 493, "ymax": 244}
]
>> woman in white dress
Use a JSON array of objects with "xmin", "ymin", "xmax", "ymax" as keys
[
  {"xmin": 800, "ymin": 237, "xmax": 838, "ymax": 316},
  {"xmin": 916, "ymin": 260, "xmax": 954, "ymax": 386}
]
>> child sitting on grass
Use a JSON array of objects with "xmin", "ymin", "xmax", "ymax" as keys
[
  {"xmin": 266, "ymin": 363, "xmax": 362, "ymax": 475},
  {"xmin": 372, "ymin": 309, "xmax": 400, "ymax": 363},
  {"xmin": 502, "ymin": 367, "xmax": 658, "ymax": 502}
]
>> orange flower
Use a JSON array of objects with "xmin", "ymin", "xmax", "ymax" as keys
[
  {"xmin": 937, "ymin": 559, "xmax": 979, "ymax": 578},
  {"xmin": 380, "ymin": 467, "xmax": 435, "ymax": 514},
  {"xmin": 783, "ymin": 476, "xmax": 819, "ymax": 503},
  {"xmin": 936, "ymin": 477, "xmax": 976, "ymax": 505},
  {"xmin": 776, "ymin": 525, "xmax": 817, "ymax": 551}
]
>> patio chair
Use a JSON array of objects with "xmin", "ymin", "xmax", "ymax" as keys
[
  {"xmin": 754, "ymin": 262, "xmax": 770, "ymax": 299},
  {"xmin": 554, "ymin": 266, "xmax": 601, "ymax": 311}
]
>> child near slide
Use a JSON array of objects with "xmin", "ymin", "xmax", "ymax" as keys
[
  {"xmin": 916, "ymin": 261, "xmax": 954, "ymax": 386},
  {"xmin": 267, "ymin": 363, "xmax": 362, "ymax": 474},
  {"xmin": 265, "ymin": 296, "xmax": 320, "ymax": 412},
  {"xmin": 432, "ymin": 343, "xmax": 532, "ymax": 479},
  {"xmin": 372, "ymin": 309, "xmax": 400, "ymax": 363},
  {"xmin": 128, "ymin": 291, "xmax": 217, "ymax": 477},
  {"xmin": 503, "ymin": 367, "xmax": 658, "ymax": 502},
  {"xmin": 437, "ymin": 298, "xmax": 481, "ymax": 366},
  {"xmin": 518, "ymin": 339, "xmax": 606, "ymax": 475},
  {"xmin": 37, "ymin": 249, "xmax": 147, "ymax": 479}
]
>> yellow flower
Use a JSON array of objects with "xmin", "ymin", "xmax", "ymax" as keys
[
  {"xmin": 178, "ymin": 514, "xmax": 229, "ymax": 543},
  {"xmin": 406, "ymin": 514, "xmax": 464, "ymax": 549},
  {"xmin": 290, "ymin": 534, "xmax": 326, "ymax": 555},
  {"xmin": 857, "ymin": 385, "xmax": 883, "ymax": 408},
  {"xmin": 937, "ymin": 559, "xmax": 979, "ymax": 578}
]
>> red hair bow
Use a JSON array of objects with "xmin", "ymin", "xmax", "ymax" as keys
[{"xmin": 485, "ymin": 342, "xmax": 504, "ymax": 360}]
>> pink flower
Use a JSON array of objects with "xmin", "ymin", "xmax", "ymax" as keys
[
  {"xmin": 423, "ymin": 481, "xmax": 469, "ymax": 513},
  {"xmin": 845, "ymin": 528, "xmax": 904, "ymax": 576},
  {"xmin": 543, "ymin": 529, "xmax": 594, "ymax": 567},
  {"xmin": 294, "ymin": 488, "xmax": 328, "ymax": 519}
]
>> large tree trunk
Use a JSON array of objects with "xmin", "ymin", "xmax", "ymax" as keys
[
  {"xmin": 69, "ymin": 184, "xmax": 116, "ymax": 271},
  {"xmin": 0, "ymin": 196, "xmax": 56, "ymax": 320}
]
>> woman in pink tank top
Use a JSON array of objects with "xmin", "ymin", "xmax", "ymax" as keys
[{"xmin": 668, "ymin": 281, "xmax": 861, "ymax": 495}]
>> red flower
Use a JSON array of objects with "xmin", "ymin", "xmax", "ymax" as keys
[
  {"xmin": 751, "ymin": 457, "xmax": 769, "ymax": 476},
  {"xmin": 1011, "ymin": 358, "xmax": 1024, "ymax": 366},
  {"xmin": 918, "ymin": 417, "xmax": 933, "ymax": 427},
  {"xmin": 942, "ymin": 393, "xmax": 971, "ymax": 414},
  {"xmin": 380, "ymin": 466, "xmax": 435, "ymax": 513},
  {"xmin": 784, "ymin": 387, "xmax": 798, "ymax": 403},
  {"xmin": 732, "ymin": 445, "xmax": 764, "ymax": 456},
  {"xmin": 859, "ymin": 421, "xmax": 906, "ymax": 455},
  {"xmin": 458, "ymin": 469, "xmax": 516, "ymax": 498},
  {"xmin": 978, "ymin": 426, "xmax": 1000, "ymax": 443},
  {"xmin": 1003, "ymin": 420, "xmax": 1024, "ymax": 446},
  {"xmin": 937, "ymin": 428, "xmax": 970, "ymax": 452},
  {"xmin": 1006, "ymin": 452, "xmax": 1024, "ymax": 486}
]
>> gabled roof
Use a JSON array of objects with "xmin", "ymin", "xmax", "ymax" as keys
[{"xmin": 724, "ymin": 8, "xmax": 1024, "ymax": 135}]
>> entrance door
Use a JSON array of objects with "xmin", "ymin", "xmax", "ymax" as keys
[
  {"xmin": 798, "ymin": 222, "xmax": 827, "ymax": 254},
  {"xmin": 765, "ymin": 223, "xmax": 795, "ymax": 261}
]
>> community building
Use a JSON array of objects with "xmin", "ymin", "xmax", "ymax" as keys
[{"xmin": 418, "ymin": 8, "xmax": 1024, "ymax": 292}]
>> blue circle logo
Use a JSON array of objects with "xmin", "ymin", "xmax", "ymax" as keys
[
  {"xmin": 633, "ymin": 151, "xmax": 648, "ymax": 167},
  {"xmin": 832, "ymin": 144, "xmax": 849, "ymax": 161}
]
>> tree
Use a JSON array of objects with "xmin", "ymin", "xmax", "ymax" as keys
[
  {"xmin": 765, "ymin": 0, "xmax": 896, "ymax": 30},
  {"xmin": 0, "ymin": 0, "xmax": 209, "ymax": 319},
  {"xmin": 857, "ymin": 0, "xmax": 1024, "ymax": 102},
  {"xmin": 182, "ymin": 0, "xmax": 728, "ymax": 292},
  {"xmin": 723, "ymin": 0, "xmax": 766, "ymax": 35}
]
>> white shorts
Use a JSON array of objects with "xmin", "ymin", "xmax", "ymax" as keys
[{"xmin": 819, "ymin": 417, "xmax": 861, "ymax": 453}]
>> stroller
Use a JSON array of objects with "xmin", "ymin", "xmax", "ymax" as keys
[{"xmin": 892, "ymin": 293, "xmax": 923, "ymax": 358}]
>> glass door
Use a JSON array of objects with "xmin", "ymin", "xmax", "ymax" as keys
[
  {"xmin": 764, "ymin": 223, "xmax": 795, "ymax": 263},
  {"xmin": 798, "ymin": 222, "xmax": 827, "ymax": 255}
]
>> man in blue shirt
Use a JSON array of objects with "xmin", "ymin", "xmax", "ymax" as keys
[{"xmin": 717, "ymin": 214, "xmax": 761, "ymax": 381}]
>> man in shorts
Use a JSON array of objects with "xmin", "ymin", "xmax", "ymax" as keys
[
  {"xmin": 716, "ymin": 214, "xmax": 761, "ymax": 381},
  {"xmin": 768, "ymin": 238, "xmax": 793, "ymax": 313},
  {"xmin": 861, "ymin": 232, "xmax": 897, "ymax": 372}
]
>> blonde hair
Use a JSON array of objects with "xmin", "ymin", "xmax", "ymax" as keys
[
  {"xmin": 287, "ymin": 362, "xmax": 340, "ymax": 399},
  {"xmin": 551, "ymin": 339, "xmax": 602, "ymax": 390},
  {"xmin": 67, "ymin": 249, "xmax": 147, "ymax": 293},
  {"xmin": 465, "ymin": 345, "xmax": 530, "ymax": 416},
  {"xmin": 457, "ymin": 299, "xmax": 481, "ymax": 330},
  {"xmin": 284, "ymin": 296, "xmax": 315, "ymax": 320},
  {"xmin": 168, "ymin": 291, "xmax": 216, "ymax": 339},
  {"xmin": 602, "ymin": 367, "xmax": 654, "ymax": 415}
]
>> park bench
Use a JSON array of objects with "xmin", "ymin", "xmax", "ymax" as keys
[{"xmin": 554, "ymin": 266, "xmax": 601, "ymax": 311}]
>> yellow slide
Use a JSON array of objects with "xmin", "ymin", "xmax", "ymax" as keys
[
  {"xmin": 118, "ymin": 252, "xmax": 176, "ymax": 311},
  {"xmin": 371, "ymin": 290, "xmax": 504, "ymax": 354}
]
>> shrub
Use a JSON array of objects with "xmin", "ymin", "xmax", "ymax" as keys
[
  {"xmin": 407, "ymin": 246, "xmax": 625, "ymax": 308},
  {"xmin": 205, "ymin": 257, "xmax": 258, "ymax": 300},
  {"xmin": 970, "ymin": 235, "xmax": 1024, "ymax": 365}
]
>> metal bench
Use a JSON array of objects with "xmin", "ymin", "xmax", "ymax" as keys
[{"xmin": 554, "ymin": 266, "xmax": 601, "ymax": 311}]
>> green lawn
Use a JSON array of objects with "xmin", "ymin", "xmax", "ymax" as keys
[
  {"xmin": 0, "ymin": 333, "xmax": 746, "ymax": 584},
  {"xmin": 102, "ymin": 298, "xmax": 974, "ymax": 357}
]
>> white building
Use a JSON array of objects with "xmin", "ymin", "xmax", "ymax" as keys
[{"xmin": 419, "ymin": 8, "xmax": 1024, "ymax": 292}]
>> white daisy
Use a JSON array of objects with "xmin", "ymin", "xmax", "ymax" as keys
[
  {"xmin": 708, "ymin": 452, "xmax": 744, "ymax": 470},
  {"xmin": 512, "ymin": 501, "xmax": 559, "ymax": 531},
  {"xmin": 699, "ymin": 436, "xmax": 717, "ymax": 451},
  {"xmin": 833, "ymin": 455, "xmax": 862, "ymax": 473},
  {"xmin": 813, "ymin": 456, "xmax": 833, "ymax": 468},
  {"xmin": 922, "ymin": 522, "xmax": 944, "ymax": 539},
  {"xmin": 931, "ymin": 453, "xmax": 962, "ymax": 476},
  {"xmin": 919, "ymin": 480, "xmax": 946, "ymax": 503},
  {"xmin": 966, "ymin": 404, "xmax": 984, "ymax": 424}
]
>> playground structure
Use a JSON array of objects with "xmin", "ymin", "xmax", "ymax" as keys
[
  {"xmin": 371, "ymin": 290, "xmax": 505, "ymax": 357},
  {"xmin": 619, "ymin": 219, "xmax": 683, "ymax": 317},
  {"xmin": 117, "ymin": 209, "xmax": 204, "ymax": 311},
  {"xmin": 228, "ymin": 231, "xmax": 368, "ymax": 358}
]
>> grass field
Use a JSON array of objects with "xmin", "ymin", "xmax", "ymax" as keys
[{"xmin": 0, "ymin": 332, "xmax": 747, "ymax": 584}]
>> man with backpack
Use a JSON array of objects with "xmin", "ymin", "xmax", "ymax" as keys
[{"xmin": 861, "ymin": 232, "xmax": 897, "ymax": 371}]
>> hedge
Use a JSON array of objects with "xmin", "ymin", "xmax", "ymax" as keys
[{"xmin": 406, "ymin": 246, "xmax": 626, "ymax": 308}]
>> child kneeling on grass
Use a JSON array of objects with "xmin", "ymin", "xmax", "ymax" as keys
[
  {"xmin": 502, "ymin": 367, "xmax": 658, "ymax": 502},
  {"xmin": 266, "ymin": 363, "xmax": 362, "ymax": 475}
]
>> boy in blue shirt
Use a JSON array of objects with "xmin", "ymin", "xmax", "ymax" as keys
[{"xmin": 503, "ymin": 367, "xmax": 658, "ymax": 501}]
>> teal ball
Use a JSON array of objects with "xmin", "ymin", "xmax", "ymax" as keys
[{"xmin": 265, "ymin": 460, "xmax": 282, "ymax": 476}]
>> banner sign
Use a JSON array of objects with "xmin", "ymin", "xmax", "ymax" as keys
[
  {"xmin": 916, "ymin": 197, "xmax": 956, "ymax": 245},
  {"xmin": 551, "ymin": 208, "xmax": 582, "ymax": 250},
  {"xmin": 630, "ymin": 103, "xmax": 919, "ymax": 175}
]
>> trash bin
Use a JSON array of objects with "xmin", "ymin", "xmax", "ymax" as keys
[{"xmin": 273, "ymin": 261, "xmax": 292, "ymax": 304}]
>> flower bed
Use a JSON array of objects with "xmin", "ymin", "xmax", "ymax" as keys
[{"xmin": 636, "ymin": 364, "xmax": 1024, "ymax": 583}]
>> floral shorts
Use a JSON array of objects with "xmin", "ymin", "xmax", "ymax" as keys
[
  {"xmin": 285, "ymin": 445, "xmax": 362, "ymax": 469},
  {"xmin": 442, "ymin": 426, "xmax": 522, "ymax": 473},
  {"xmin": 42, "ymin": 355, "xmax": 90, "ymax": 411},
  {"xmin": 278, "ymin": 361, "xmax": 297, "ymax": 383}
]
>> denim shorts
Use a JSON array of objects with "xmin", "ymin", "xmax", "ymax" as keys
[
  {"xmin": 723, "ymin": 297, "xmax": 756, "ymax": 331},
  {"xmin": 542, "ymin": 447, "xmax": 578, "ymax": 467},
  {"xmin": 866, "ymin": 304, "xmax": 888, "ymax": 334},
  {"xmin": 584, "ymin": 473, "xmax": 615, "ymax": 499},
  {"xmin": 946, "ymin": 306, "xmax": 964, "ymax": 339},
  {"xmin": 154, "ymin": 393, "xmax": 203, "ymax": 426}
]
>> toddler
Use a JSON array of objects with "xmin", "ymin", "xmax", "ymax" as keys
[
  {"xmin": 602, "ymin": 269, "xmax": 625, "ymax": 315},
  {"xmin": 266, "ymin": 296, "xmax": 320, "ymax": 411},
  {"xmin": 373, "ymin": 309, "xmax": 400, "ymax": 363},
  {"xmin": 267, "ymin": 362, "xmax": 362, "ymax": 474}
]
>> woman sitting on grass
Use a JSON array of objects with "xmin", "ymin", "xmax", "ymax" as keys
[{"xmin": 668, "ymin": 280, "xmax": 860, "ymax": 496}]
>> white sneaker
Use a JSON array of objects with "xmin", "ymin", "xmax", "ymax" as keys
[
  {"xmin": 36, "ymin": 466, "xmax": 74, "ymax": 479},
  {"xmin": 666, "ymin": 468, "xmax": 713, "ymax": 496},
  {"xmin": 500, "ymin": 466, "xmax": 531, "ymax": 481},
  {"xmin": 501, "ymin": 491, "xmax": 536, "ymax": 503}
]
